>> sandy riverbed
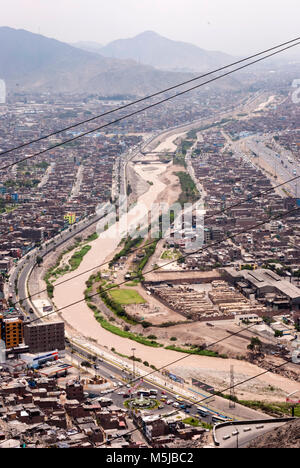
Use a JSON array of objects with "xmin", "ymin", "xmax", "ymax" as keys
[{"xmin": 52, "ymin": 142, "xmax": 298, "ymax": 401}]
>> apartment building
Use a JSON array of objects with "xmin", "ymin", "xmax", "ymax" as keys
[
  {"xmin": 24, "ymin": 321, "xmax": 65, "ymax": 353},
  {"xmin": 0, "ymin": 313, "xmax": 24, "ymax": 349}
]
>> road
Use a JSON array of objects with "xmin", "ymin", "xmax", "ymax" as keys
[
  {"xmin": 6, "ymin": 209, "xmax": 108, "ymax": 313},
  {"xmin": 215, "ymin": 420, "xmax": 291, "ymax": 448},
  {"xmin": 228, "ymin": 134, "xmax": 299, "ymax": 197},
  {"xmin": 65, "ymin": 340, "xmax": 230, "ymax": 427}
]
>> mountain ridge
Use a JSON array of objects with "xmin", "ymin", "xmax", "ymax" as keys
[{"xmin": 99, "ymin": 30, "xmax": 235, "ymax": 72}]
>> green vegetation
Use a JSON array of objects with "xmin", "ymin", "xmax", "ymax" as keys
[
  {"xmin": 175, "ymin": 171, "xmax": 199, "ymax": 206},
  {"xmin": 183, "ymin": 417, "xmax": 212, "ymax": 430},
  {"xmin": 44, "ymin": 237, "xmax": 91, "ymax": 297},
  {"xmin": 247, "ymin": 337, "xmax": 262, "ymax": 352},
  {"xmin": 84, "ymin": 232, "xmax": 99, "ymax": 243},
  {"xmin": 161, "ymin": 249, "xmax": 181, "ymax": 260},
  {"xmin": 97, "ymin": 284, "xmax": 138, "ymax": 325},
  {"xmin": 173, "ymin": 152, "xmax": 187, "ymax": 167},
  {"xmin": 165, "ymin": 345, "xmax": 227, "ymax": 358},
  {"xmin": 0, "ymin": 199, "xmax": 17, "ymax": 215},
  {"xmin": 237, "ymin": 400, "xmax": 300, "ymax": 418},
  {"xmin": 109, "ymin": 236, "xmax": 143, "ymax": 268},
  {"xmin": 179, "ymin": 138, "xmax": 194, "ymax": 156},
  {"xmin": 134, "ymin": 240, "xmax": 159, "ymax": 281},
  {"xmin": 35, "ymin": 161, "xmax": 50, "ymax": 170},
  {"xmin": 68, "ymin": 245, "xmax": 91, "ymax": 271},
  {"xmin": 108, "ymin": 288, "xmax": 146, "ymax": 305},
  {"xmin": 86, "ymin": 302, "xmax": 162, "ymax": 347},
  {"xmin": 4, "ymin": 178, "xmax": 40, "ymax": 189}
]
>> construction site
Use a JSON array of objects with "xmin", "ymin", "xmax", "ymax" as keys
[{"xmin": 143, "ymin": 280, "xmax": 267, "ymax": 321}]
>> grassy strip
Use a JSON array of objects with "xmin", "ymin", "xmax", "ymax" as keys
[
  {"xmin": 86, "ymin": 301, "xmax": 162, "ymax": 347},
  {"xmin": 134, "ymin": 240, "xmax": 159, "ymax": 281},
  {"xmin": 165, "ymin": 345, "xmax": 227, "ymax": 359},
  {"xmin": 237, "ymin": 400, "xmax": 300, "ymax": 418},
  {"xmin": 84, "ymin": 232, "xmax": 99, "ymax": 243},
  {"xmin": 69, "ymin": 245, "xmax": 91, "ymax": 271},
  {"xmin": 175, "ymin": 171, "xmax": 199, "ymax": 206},
  {"xmin": 214, "ymin": 392, "xmax": 300, "ymax": 417},
  {"xmin": 183, "ymin": 417, "xmax": 213, "ymax": 430}
]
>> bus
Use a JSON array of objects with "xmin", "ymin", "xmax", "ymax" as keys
[
  {"xmin": 211, "ymin": 415, "xmax": 232, "ymax": 424},
  {"xmin": 197, "ymin": 406, "xmax": 209, "ymax": 418},
  {"xmin": 149, "ymin": 389, "xmax": 158, "ymax": 396}
]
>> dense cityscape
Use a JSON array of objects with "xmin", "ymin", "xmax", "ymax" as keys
[{"xmin": 0, "ymin": 2, "xmax": 299, "ymax": 453}]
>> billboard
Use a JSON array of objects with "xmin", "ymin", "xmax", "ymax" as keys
[
  {"xmin": 163, "ymin": 370, "xmax": 184, "ymax": 384},
  {"xmin": 192, "ymin": 378, "xmax": 214, "ymax": 394},
  {"xmin": 64, "ymin": 212, "xmax": 76, "ymax": 224}
]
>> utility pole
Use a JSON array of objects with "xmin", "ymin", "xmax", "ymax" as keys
[{"xmin": 229, "ymin": 365, "xmax": 236, "ymax": 408}]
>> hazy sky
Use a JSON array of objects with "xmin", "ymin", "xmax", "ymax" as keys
[{"xmin": 0, "ymin": 0, "xmax": 300, "ymax": 55}]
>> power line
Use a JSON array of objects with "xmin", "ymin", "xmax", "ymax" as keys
[
  {"xmin": 0, "ymin": 324, "xmax": 291, "ymax": 447},
  {"xmin": 1, "ymin": 40, "xmax": 300, "ymax": 172},
  {"xmin": 26, "ymin": 205, "xmax": 300, "ymax": 325},
  {"xmin": 10, "ymin": 171, "xmax": 300, "ymax": 310},
  {"xmin": 1, "ymin": 35, "xmax": 300, "ymax": 159},
  {"xmin": 97, "ymin": 359, "xmax": 292, "ymax": 447}
]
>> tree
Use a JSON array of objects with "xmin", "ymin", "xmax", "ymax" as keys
[
  {"xmin": 247, "ymin": 337, "xmax": 262, "ymax": 353},
  {"xmin": 36, "ymin": 256, "xmax": 43, "ymax": 266}
]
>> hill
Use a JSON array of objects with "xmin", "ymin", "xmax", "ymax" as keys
[
  {"xmin": 0, "ymin": 27, "xmax": 197, "ymax": 96},
  {"xmin": 100, "ymin": 31, "xmax": 235, "ymax": 72},
  {"xmin": 247, "ymin": 419, "xmax": 300, "ymax": 448}
]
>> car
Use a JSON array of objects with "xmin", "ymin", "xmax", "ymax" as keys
[
  {"xmin": 184, "ymin": 409, "xmax": 190, "ymax": 414},
  {"xmin": 126, "ymin": 384, "xmax": 131, "ymax": 388},
  {"xmin": 166, "ymin": 400, "xmax": 173, "ymax": 405},
  {"xmin": 180, "ymin": 404, "xmax": 186, "ymax": 409},
  {"xmin": 173, "ymin": 402, "xmax": 180, "ymax": 408},
  {"xmin": 161, "ymin": 391, "xmax": 166, "ymax": 395},
  {"xmin": 123, "ymin": 394, "xmax": 130, "ymax": 398},
  {"xmin": 118, "ymin": 391, "xmax": 125, "ymax": 395}
]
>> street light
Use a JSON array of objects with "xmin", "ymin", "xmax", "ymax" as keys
[{"xmin": 131, "ymin": 348, "xmax": 136, "ymax": 382}]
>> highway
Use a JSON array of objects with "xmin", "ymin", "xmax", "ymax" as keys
[{"xmin": 214, "ymin": 420, "xmax": 291, "ymax": 448}]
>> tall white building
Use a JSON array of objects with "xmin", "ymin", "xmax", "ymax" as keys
[{"xmin": 0, "ymin": 79, "xmax": 6, "ymax": 104}]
